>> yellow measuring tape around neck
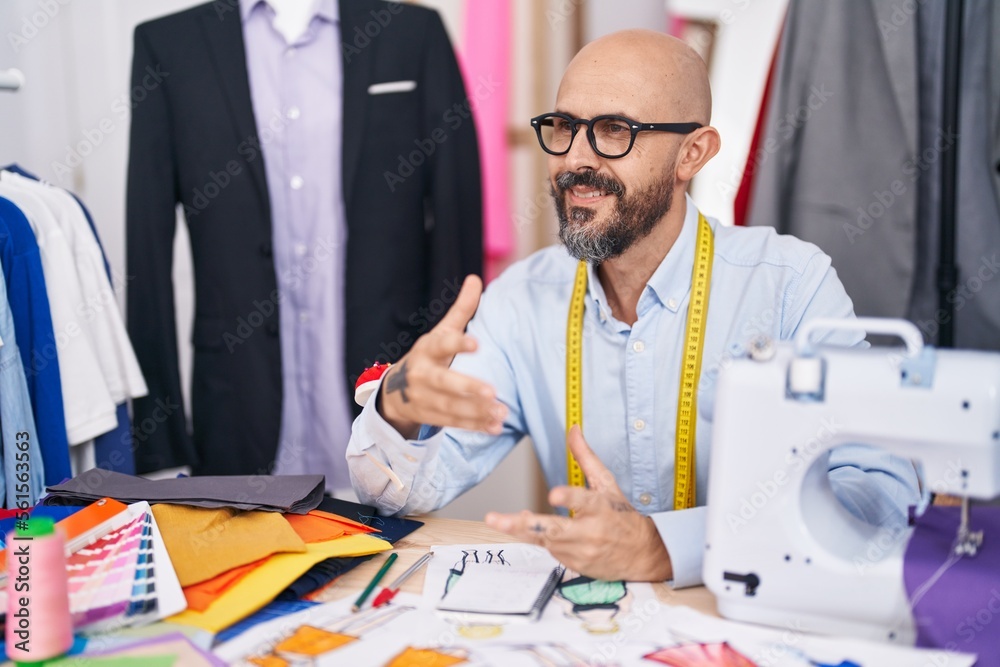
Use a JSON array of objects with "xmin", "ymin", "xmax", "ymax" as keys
[{"xmin": 565, "ymin": 213, "xmax": 714, "ymax": 511}]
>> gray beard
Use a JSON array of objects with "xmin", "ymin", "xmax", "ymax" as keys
[{"xmin": 554, "ymin": 172, "xmax": 674, "ymax": 264}]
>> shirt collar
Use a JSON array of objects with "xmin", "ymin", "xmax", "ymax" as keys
[
  {"xmin": 586, "ymin": 193, "xmax": 702, "ymax": 323},
  {"xmin": 240, "ymin": 0, "xmax": 338, "ymax": 25}
]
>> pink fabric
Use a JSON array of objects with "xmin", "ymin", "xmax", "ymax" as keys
[{"xmin": 461, "ymin": 0, "xmax": 512, "ymax": 282}]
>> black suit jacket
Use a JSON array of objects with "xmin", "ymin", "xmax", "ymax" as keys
[{"xmin": 126, "ymin": 0, "xmax": 482, "ymax": 475}]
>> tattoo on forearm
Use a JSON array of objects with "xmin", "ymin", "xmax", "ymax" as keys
[{"xmin": 386, "ymin": 360, "xmax": 411, "ymax": 403}]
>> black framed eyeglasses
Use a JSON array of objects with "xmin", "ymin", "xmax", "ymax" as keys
[{"xmin": 530, "ymin": 113, "xmax": 702, "ymax": 159}]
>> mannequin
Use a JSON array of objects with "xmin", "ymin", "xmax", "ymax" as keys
[
  {"xmin": 266, "ymin": 0, "xmax": 320, "ymax": 44},
  {"xmin": 126, "ymin": 1, "xmax": 482, "ymax": 479}
]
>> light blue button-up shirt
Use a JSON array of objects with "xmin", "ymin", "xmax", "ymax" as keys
[
  {"xmin": 347, "ymin": 195, "xmax": 920, "ymax": 587},
  {"xmin": 242, "ymin": 0, "xmax": 352, "ymax": 490}
]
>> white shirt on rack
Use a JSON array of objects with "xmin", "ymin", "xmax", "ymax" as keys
[
  {"xmin": 3, "ymin": 172, "xmax": 147, "ymax": 404},
  {"xmin": 0, "ymin": 174, "xmax": 117, "ymax": 444}
]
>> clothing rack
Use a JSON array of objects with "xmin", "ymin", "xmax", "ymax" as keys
[
  {"xmin": 0, "ymin": 69, "xmax": 24, "ymax": 92},
  {"xmin": 936, "ymin": 0, "xmax": 964, "ymax": 347}
]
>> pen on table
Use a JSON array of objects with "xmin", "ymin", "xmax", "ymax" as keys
[
  {"xmin": 352, "ymin": 552, "xmax": 398, "ymax": 612},
  {"xmin": 372, "ymin": 551, "xmax": 434, "ymax": 608}
]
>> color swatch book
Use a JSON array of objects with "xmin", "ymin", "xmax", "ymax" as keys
[{"xmin": 65, "ymin": 501, "xmax": 186, "ymax": 634}]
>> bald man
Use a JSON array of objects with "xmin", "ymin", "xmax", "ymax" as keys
[{"xmin": 347, "ymin": 31, "xmax": 920, "ymax": 586}]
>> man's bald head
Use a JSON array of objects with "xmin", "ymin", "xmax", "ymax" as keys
[{"xmin": 558, "ymin": 29, "xmax": 711, "ymax": 125}]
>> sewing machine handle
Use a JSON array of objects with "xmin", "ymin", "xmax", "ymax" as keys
[{"xmin": 795, "ymin": 317, "xmax": 924, "ymax": 358}]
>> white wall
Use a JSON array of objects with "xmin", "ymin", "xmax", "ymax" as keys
[
  {"xmin": 668, "ymin": 0, "xmax": 789, "ymax": 225},
  {"xmin": 0, "ymin": 0, "xmax": 205, "ymax": 423}
]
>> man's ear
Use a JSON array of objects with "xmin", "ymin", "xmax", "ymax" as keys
[{"xmin": 675, "ymin": 126, "xmax": 721, "ymax": 184}]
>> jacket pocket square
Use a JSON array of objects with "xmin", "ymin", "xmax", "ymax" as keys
[{"xmin": 368, "ymin": 80, "xmax": 417, "ymax": 95}]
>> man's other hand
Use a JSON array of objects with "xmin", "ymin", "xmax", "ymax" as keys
[{"xmin": 486, "ymin": 426, "xmax": 673, "ymax": 582}]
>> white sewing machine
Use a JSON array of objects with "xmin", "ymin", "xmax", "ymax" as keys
[{"xmin": 703, "ymin": 318, "xmax": 1000, "ymax": 644}]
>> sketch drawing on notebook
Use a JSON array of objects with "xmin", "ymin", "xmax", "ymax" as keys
[
  {"xmin": 554, "ymin": 574, "xmax": 631, "ymax": 635},
  {"xmin": 442, "ymin": 548, "xmax": 510, "ymax": 598}
]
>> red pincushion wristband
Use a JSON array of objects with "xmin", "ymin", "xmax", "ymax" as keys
[{"xmin": 354, "ymin": 361, "xmax": 392, "ymax": 406}]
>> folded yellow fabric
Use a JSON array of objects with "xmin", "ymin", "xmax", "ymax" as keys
[
  {"xmin": 167, "ymin": 534, "xmax": 392, "ymax": 633},
  {"xmin": 151, "ymin": 504, "xmax": 307, "ymax": 587}
]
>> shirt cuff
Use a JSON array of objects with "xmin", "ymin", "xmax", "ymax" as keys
[
  {"xmin": 348, "ymin": 378, "xmax": 445, "ymax": 513},
  {"xmin": 650, "ymin": 506, "xmax": 707, "ymax": 589}
]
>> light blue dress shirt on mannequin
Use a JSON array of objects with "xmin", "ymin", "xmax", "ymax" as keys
[{"xmin": 347, "ymin": 195, "xmax": 921, "ymax": 587}]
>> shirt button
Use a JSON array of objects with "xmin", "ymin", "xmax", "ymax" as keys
[
  {"xmin": 632, "ymin": 340, "xmax": 645, "ymax": 353},
  {"xmin": 299, "ymin": 312, "xmax": 309, "ymax": 323},
  {"xmin": 667, "ymin": 298, "xmax": 678, "ymax": 309},
  {"xmin": 290, "ymin": 175, "xmax": 304, "ymax": 190},
  {"xmin": 286, "ymin": 106, "xmax": 300, "ymax": 120},
  {"xmin": 285, "ymin": 47, "xmax": 297, "ymax": 58},
  {"xmin": 294, "ymin": 243, "xmax": 308, "ymax": 257},
  {"xmin": 404, "ymin": 454, "xmax": 417, "ymax": 463},
  {"xmin": 639, "ymin": 492, "xmax": 652, "ymax": 506},
  {"xmin": 633, "ymin": 419, "xmax": 645, "ymax": 431}
]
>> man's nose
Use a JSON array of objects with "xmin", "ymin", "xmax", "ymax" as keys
[{"xmin": 562, "ymin": 124, "xmax": 601, "ymax": 172}]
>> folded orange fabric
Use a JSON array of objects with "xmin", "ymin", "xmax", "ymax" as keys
[
  {"xmin": 183, "ymin": 558, "xmax": 267, "ymax": 612},
  {"xmin": 151, "ymin": 504, "xmax": 306, "ymax": 587},
  {"xmin": 282, "ymin": 510, "xmax": 377, "ymax": 543},
  {"xmin": 308, "ymin": 510, "xmax": 378, "ymax": 532},
  {"xmin": 183, "ymin": 510, "xmax": 380, "ymax": 609}
]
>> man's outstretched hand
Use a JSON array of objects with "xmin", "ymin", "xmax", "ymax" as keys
[
  {"xmin": 486, "ymin": 426, "xmax": 673, "ymax": 582},
  {"xmin": 378, "ymin": 275, "xmax": 508, "ymax": 439}
]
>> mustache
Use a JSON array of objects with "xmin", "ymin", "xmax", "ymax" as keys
[{"xmin": 555, "ymin": 171, "xmax": 625, "ymax": 198}]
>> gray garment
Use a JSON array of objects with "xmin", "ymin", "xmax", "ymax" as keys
[
  {"xmin": 44, "ymin": 469, "xmax": 325, "ymax": 513},
  {"xmin": 746, "ymin": 0, "xmax": 1000, "ymax": 350},
  {"xmin": 908, "ymin": 0, "xmax": 1000, "ymax": 350}
]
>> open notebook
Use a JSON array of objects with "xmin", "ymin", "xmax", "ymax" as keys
[{"xmin": 435, "ymin": 560, "xmax": 564, "ymax": 624}]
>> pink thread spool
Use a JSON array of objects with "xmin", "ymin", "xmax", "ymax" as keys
[{"xmin": 6, "ymin": 517, "xmax": 72, "ymax": 664}]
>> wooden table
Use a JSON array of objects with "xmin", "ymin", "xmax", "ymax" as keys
[{"xmin": 314, "ymin": 516, "xmax": 718, "ymax": 616}]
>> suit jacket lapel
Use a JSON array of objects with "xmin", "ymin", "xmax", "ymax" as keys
[
  {"xmin": 339, "ymin": 0, "xmax": 378, "ymax": 208},
  {"xmin": 872, "ymin": 0, "xmax": 919, "ymax": 156},
  {"xmin": 200, "ymin": 6, "xmax": 269, "ymax": 207}
]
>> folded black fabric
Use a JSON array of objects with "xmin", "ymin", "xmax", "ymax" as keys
[
  {"xmin": 317, "ymin": 496, "xmax": 424, "ymax": 543},
  {"xmin": 275, "ymin": 498, "xmax": 426, "ymax": 601},
  {"xmin": 42, "ymin": 469, "xmax": 325, "ymax": 514},
  {"xmin": 277, "ymin": 555, "xmax": 375, "ymax": 601}
]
